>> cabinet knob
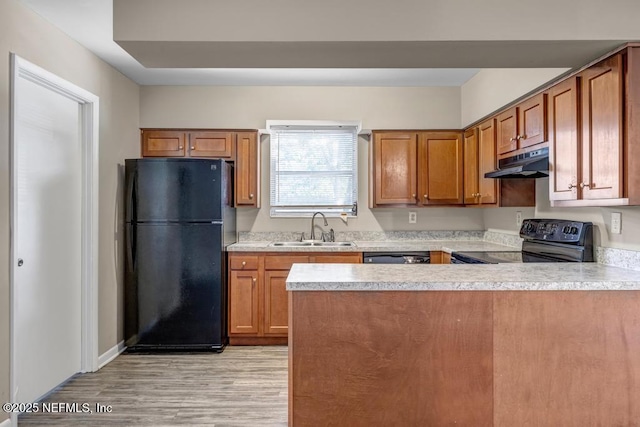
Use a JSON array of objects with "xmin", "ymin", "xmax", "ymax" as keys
[
  {"xmin": 190, "ymin": 146, "xmax": 195, "ymax": 150},
  {"xmin": 579, "ymin": 182, "xmax": 591, "ymax": 189},
  {"xmin": 252, "ymin": 277, "xmax": 256, "ymax": 283},
  {"xmin": 517, "ymin": 134, "xmax": 526, "ymax": 140},
  {"xmin": 568, "ymin": 183, "xmax": 577, "ymax": 189},
  {"xmin": 412, "ymin": 193, "xmax": 416, "ymax": 198},
  {"xmin": 475, "ymin": 193, "xmax": 481, "ymax": 197},
  {"xmin": 249, "ymin": 194, "xmax": 254, "ymax": 199},
  {"xmin": 241, "ymin": 261, "xmax": 246, "ymax": 266},
  {"xmin": 178, "ymin": 146, "xmax": 183, "ymax": 150},
  {"xmin": 509, "ymin": 137, "xmax": 517, "ymax": 142},
  {"xmin": 423, "ymin": 194, "xmax": 428, "ymax": 199}
]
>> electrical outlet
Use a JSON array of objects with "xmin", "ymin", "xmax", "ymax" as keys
[
  {"xmin": 409, "ymin": 211, "xmax": 417, "ymax": 224},
  {"xmin": 611, "ymin": 212, "xmax": 622, "ymax": 234},
  {"xmin": 516, "ymin": 211, "xmax": 523, "ymax": 227}
]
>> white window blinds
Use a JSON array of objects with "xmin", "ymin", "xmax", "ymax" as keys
[{"xmin": 269, "ymin": 124, "xmax": 358, "ymax": 217}]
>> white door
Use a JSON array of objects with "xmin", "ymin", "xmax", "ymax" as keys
[{"xmin": 13, "ymin": 72, "xmax": 83, "ymax": 403}]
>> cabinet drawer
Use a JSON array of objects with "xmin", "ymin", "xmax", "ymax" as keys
[
  {"xmin": 230, "ymin": 256, "xmax": 259, "ymax": 270},
  {"xmin": 264, "ymin": 255, "xmax": 309, "ymax": 270},
  {"xmin": 310, "ymin": 254, "xmax": 362, "ymax": 263}
]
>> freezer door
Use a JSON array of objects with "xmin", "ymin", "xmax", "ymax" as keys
[
  {"xmin": 124, "ymin": 223, "xmax": 227, "ymax": 350},
  {"xmin": 125, "ymin": 158, "xmax": 228, "ymax": 222}
]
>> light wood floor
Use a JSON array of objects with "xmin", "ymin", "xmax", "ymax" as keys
[{"xmin": 19, "ymin": 346, "xmax": 288, "ymax": 426}]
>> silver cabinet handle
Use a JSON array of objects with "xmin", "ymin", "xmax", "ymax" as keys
[
  {"xmin": 568, "ymin": 183, "xmax": 577, "ymax": 189},
  {"xmin": 580, "ymin": 182, "xmax": 591, "ymax": 189}
]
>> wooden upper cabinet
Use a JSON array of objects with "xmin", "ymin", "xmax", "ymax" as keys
[
  {"xmin": 188, "ymin": 131, "xmax": 234, "ymax": 158},
  {"xmin": 496, "ymin": 108, "xmax": 518, "ymax": 155},
  {"xmin": 580, "ymin": 53, "xmax": 624, "ymax": 201},
  {"xmin": 372, "ymin": 132, "xmax": 418, "ymax": 206},
  {"xmin": 497, "ymin": 93, "xmax": 548, "ymax": 156},
  {"xmin": 477, "ymin": 119, "xmax": 498, "ymax": 205},
  {"xmin": 371, "ymin": 130, "xmax": 463, "ymax": 206},
  {"xmin": 418, "ymin": 131, "xmax": 464, "ymax": 205},
  {"xmin": 141, "ymin": 130, "xmax": 186, "ymax": 157},
  {"xmin": 235, "ymin": 131, "xmax": 260, "ymax": 207},
  {"xmin": 141, "ymin": 129, "xmax": 261, "ymax": 209},
  {"xmin": 464, "ymin": 122, "xmax": 498, "ymax": 206},
  {"xmin": 463, "ymin": 128, "xmax": 479, "ymax": 205},
  {"xmin": 547, "ymin": 76, "xmax": 580, "ymax": 202},
  {"xmin": 518, "ymin": 93, "xmax": 548, "ymax": 149}
]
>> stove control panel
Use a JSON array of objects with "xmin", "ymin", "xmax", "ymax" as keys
[{"xmin": 520, "ymin": 219, "xmax": 593, "ymax": 244}]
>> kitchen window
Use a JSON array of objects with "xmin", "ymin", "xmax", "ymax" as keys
[{"xmin": 268, "ymin": 120, "xmax": 359, "ymax": 217}]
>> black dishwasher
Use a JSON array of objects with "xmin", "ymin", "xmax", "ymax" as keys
[{"xmin": 363, "ymin": 252, "xmax": 431, "ymax": 264}]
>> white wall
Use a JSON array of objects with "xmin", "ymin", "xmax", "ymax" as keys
[
  {"xmin": 141, "ymin": 85, "xmax": 487, "ymax": 232},
  {"xmin": 0, "ymin": 0, "xmax": 140, "ymax": 417},
  {"xmin": 461, "ymin": 68, "xmax": 569, "ymax": 127}
]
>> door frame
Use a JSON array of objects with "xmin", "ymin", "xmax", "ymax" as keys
[{"xmin": 9, "ymin": 54, "xmax": 99, "ymax": 415}]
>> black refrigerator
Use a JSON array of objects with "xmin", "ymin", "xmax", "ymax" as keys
[{"xmin": 124, "ymin": 158, "xmax": 236, "ymax": 351}]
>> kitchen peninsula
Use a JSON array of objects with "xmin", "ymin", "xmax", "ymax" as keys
[{"xmin": 286, "ymin": 263, "xmax": 640, "ymax": 426}]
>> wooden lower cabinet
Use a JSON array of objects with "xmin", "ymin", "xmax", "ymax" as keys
[
  {"xmin": 228, "ymin": 270, "xmax": 259, "ymax": 335},
  {"xmin": 289, "ymin": 290, "xmax": 640, "ymax": 425},
  {"xmin": 430, "ymin": 251, "xmax": 452, "ymax": 264},
  {"xmin": 263, "ymin": 271, "xmax": 289, "ymax": 336},
  {"xmin": 228, "ymin": 251, "xmax": 362, "ymax": 344}
]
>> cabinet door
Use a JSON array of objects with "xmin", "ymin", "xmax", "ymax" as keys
[
  {"xmin": 496, "ymin": 108, "xmax": 518, "ymax": 155},
  {"xmin": 188, "ymin": 131, "xmax": 234, "ymax": 158},
  {"xmin": 478, "ymin": 119, "xmax": 498, "ymax": 205},
  {"xmin": 263, "ymin": 271, "xmax": 289, "ymax": 336},
  {"xmin": 580, "ymin": 54, "xmax": 624, "ymax": 200},
  {"xmin": 547, "ymin": 77, "xmax": 580, "ymax": 202},
  {"xmin": 518, "ymin": 93, "xmax": 547, "ymax": 149},
  {"xmin": 228, "ymin": 270, "xmax": 259, "ymax": 335},
  {"xmin": 235, "ymin": 131, "xmax": 260, "ymax": 207},
  {"xmin": 463, "ymin": 128, "xmax": 479, "ymax": 205},
  {"xmin": 372, "ymin": 132, "xmax": 418, "ymax": 205},
  {"xmin": 418, "ymin": 131, "xmax": 464, "ymax": 205},
  {"xmin": 141, "ymin": 130, "xmax": 186, "ymax": 157}
]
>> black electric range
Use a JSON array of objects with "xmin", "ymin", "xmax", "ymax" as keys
[{"xmin": 451, "ymin": 219, "xmax": 594, "ymax": 264}]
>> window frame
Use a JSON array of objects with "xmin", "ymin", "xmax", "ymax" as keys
[{"xmin": 266, "ymin": 120, "xmax": 361, "ymax": 218}]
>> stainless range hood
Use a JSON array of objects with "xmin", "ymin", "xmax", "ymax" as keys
[{"xmin": 484, "ymin": 147, "xmax": 549, "ymax": 179}]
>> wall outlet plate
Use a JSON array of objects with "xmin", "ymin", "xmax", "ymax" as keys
[
  {"xmin": 409, "ymin": 211, "xmax": 417, "ymax": 224},
  {"xmin": 516, "ymin": 211, "xmax": 523, "ymax": 227},
  {"xmin": 611, "ymin": 212, "xmax": 622, "ymax": 234}
]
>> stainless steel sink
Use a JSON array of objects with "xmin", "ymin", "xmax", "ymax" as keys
[{"xmin": 269, "ymin": 241, "xmax": 355, "ymax": 247}]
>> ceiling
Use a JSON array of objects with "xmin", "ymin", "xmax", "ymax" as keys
[{"xmin": 18, "ymin": 0, "xmax": 480, "ymax": 86}]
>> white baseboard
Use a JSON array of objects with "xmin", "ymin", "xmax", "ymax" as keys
[
  {"xmin": 1, "ymin": 417, "xmax": 13, "ymax": 427},
  {"xmin": 98, "ymin": 340, "xmax": 125, "ymax": 369}
]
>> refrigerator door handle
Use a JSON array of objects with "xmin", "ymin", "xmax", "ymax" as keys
[
  {"xmin": 126, "ymin": 168, "xmax": 136, "ymax": 222},
  {"xmin": 126, "ymin": 223, "xmax": 136, "ymax": 271}
]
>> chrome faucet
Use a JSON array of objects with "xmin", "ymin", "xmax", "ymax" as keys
[{"xmin": 310, "ymin": 212, "xmax": 328, "ymax": 241}]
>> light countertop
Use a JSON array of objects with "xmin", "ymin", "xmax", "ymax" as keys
[
  {"xmin": 286, "ymin": 263, "xmax": 640, "ymax": 291},
  {"xmin": 227, "ymin": 240, "xmax": 516, "ymax": 253}
]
